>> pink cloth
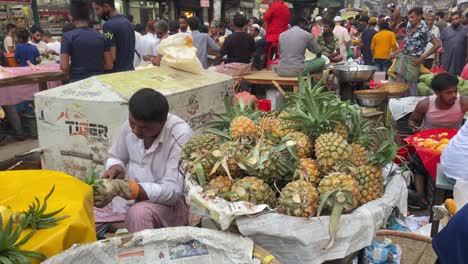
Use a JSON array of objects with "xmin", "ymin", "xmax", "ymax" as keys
[
  {"xmin": 94, "ymin": 198, "xmax": 189, "ymax": 233},
  {"xmin": 0, "ymin": 64, "xmax": 62, "ymax": 106},
  {"xmin": 311, "ymin": 26, "xmax": 322, "ymax": 37},
  {"xmin": 421, "ymin": 95, "xmax": 464, "ymax": 131}
]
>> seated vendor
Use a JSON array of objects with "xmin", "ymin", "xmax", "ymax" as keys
[
  {"xmin": 276, "ymin": 16, "xmax": 325, "ymax": 77},
  {"xmin": 408, "ymin": 73, "xmax": 468, "ymax": 208},
  {"xmin": 94, "ymin": 89, "xmax": 193, "ymax": 236}
]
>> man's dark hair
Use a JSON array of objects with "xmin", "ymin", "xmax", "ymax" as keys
[
  {"xmin": 30, "ymin": 25, "xmax": 43, "ymax": 34},
  {"xmin": 62, "ymin": 23, "xmax": 76, "ymax": 33},
  {"xmin": 431, "ymin": 73, "xmax": 459, "ymax": 91},
  {"xmin": 219, "ymin": 22, "xmax": 227, "ymax": 28},
  {"xmin": 92, "ymin": 0, "xmax": 115, "ymax": 8},
  {"xmin": 450, "ymin": 11, "xmax": 462, "ymax": 18},
  {"xmin": 378, "ymin": 14, "xmax": 385, "ymax": 18},
  {"xmin": 233, "ymin": 13, "xmax": 247, "ymax": 28},
  {"xmin": 436, "ymin": 11, "xmax": 445, "ymax": 19},
  {"xmin": 408, "ymin": 7, "xmax": 423, "ymax": 16},
  {"xmin": 129, "ymin": 88, "xmax": 169, "ymax": 122},
  {"xmin": 179, "ymin": 15, "xmax": 188, "ymax": 21},
  {"xmin": 6, "ymin": 23, "xmax": 16, "ymax": 32},
  {"xmin": 43, "ymin": 31, "xmax": 52, "ymax": 38},
  {"xmin": 135, "ymin": 24, "xmax": 145, "ymax": 34},
  {"xmin": 249, "ymin": 16, "xmax": 259, "ymax": 23},
  {"xmin": 187, "ymin": 16, "xmax": 200, "ymax": 31},
  {"xmin": 290, "ymin": 16, "xmax": 304, "ymax": 26},
  {"xmin": 323, "ymin": 19, "xmax": 335, "ymax": 29},
  {"xmin": 380, "ymin": 22, "xmax": 391, "ymax": 30},
  {"xmin": 89, "ymin": 20, "xmax": 100, "ymax": 28},
  {"xmin": 360, "ymin": 16, "xmax": 369, "ymax": 22},
  {"xmin": 15, "ymin": 29, "xmax": 29, "ymax": 42},
  {"xmin": 200, "ymin": 25, "xmax": 209, "ymax": 33},
  {"xmin": 169, "ymin": 20, "xmax": 179, "ymax": 33},
  {"xmin": 70, "ymin": 0, "xmax": 90, "ymax": 20}
]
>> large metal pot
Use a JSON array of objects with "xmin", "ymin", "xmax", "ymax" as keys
[{"xmin": 334, "ymin": 64, "xmax": 378, "ymax": 82}]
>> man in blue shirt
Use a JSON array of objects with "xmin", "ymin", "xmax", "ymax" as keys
[
  {"xmin": 92, "ymin": 0, "xmax": 135, "ymax": 72},
  {"xmin": 61, "ymin": 0, "xmax": 112, "ymax": 82},
  {"xmin": 14, "ymin": 29, "xmax": 41, "ymax": 66}
]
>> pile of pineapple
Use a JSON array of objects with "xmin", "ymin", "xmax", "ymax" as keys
[{"xmin": 181, "ymin": 77, "xmax": 399, "ymax": 248}]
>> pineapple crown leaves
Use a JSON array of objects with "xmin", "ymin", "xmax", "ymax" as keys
[
  {"xmin": 22, "ymin": 185, "xmax": 70, "ymax": 230},
  {"xmin": 347, "ymin": 106, "xmax": 375, "ymax": 146},
  {"xmin": 86, "ymin": 166, "xmax": 105, "ymax": 196},
  {"xmin": 368, "ymin": 128, "xmax": 398, "ymax": 167},
  {"xmin": 0, "ymin": 214, "xmax": 46, "ymax": 264},
  {"xmin": 195, "ymin": 164, "xmax": 207, "ymax": 190}
]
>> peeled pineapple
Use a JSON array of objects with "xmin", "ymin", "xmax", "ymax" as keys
[
  {"xmin": 315, "ymin": 132, "xmax": 351, "ymax": 173},
  {"xmin": 350, "ymin": 143, "xmax": 369, "ymax": 167},
  {"xmin": 230, "ymin": 116, "xmax": 257, "ymax": 139},
  {"xmin": 286, "ymin": 131, "xmax": 312, "ymax": 159},
  {"xmin": 317, "ymin": 172, "xmax": 361, "ymax": 249},
  {"xmin": 278, "ymin": 180, "xmax": 319, "ymax": 217},
  {"xmin": 356, "ymin": 165, "xmax": 384, "ymax": 205},
  {"xmin": 295, "ymin": 158, "xmax": 320, "ymax": 186},
  {"xmin": 228, "ymin": 177, "xmax": 276, "ymax": 207}
]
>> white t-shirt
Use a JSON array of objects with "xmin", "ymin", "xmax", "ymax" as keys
[
  {"xmin": 3, "ymin": 35, "xmax": 14, "ymax": 52},
  {"xmin": 441, "ymin": 121, "xmax": 468, "ymax": 181},
  {"xmin": 47, "ymin": 41, "xmax": 61, "ymax": 55},
  {"xmin": 29, "ymin": 40, "xmax": 48, "ymax": 55},
  {"xmin": 137, "ymin": 33, "xmax": 160, "ymax": 57}
]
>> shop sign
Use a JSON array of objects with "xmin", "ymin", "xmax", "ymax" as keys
[
  {"xmin": 0, "ymin": 0, "xmax": 31, "ymax": 3},
  {"xmin": 240, "ymin": 1, "xmax": 254, "ymax": 8},
  {"xmin": 200, "ymin": 0, "xmax": 209, "ymax": 7}
]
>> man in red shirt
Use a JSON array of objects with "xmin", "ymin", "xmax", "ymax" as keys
[{"xmin": 263, "ymin": 0, "xmax": 290, "ymax": 45}]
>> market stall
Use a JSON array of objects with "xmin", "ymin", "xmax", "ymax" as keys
[
  {"xmin": 0, "ymin": 0, "xmax": 32, "ymax": 31},
  {"xmin": 0, "ymin": 63, "xmax": 65, "ymax": 107}
]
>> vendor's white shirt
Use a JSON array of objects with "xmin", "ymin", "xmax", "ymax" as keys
[
  {"xmin": 137, "ymin": 33, "xmax": 160, "ymax": 57},
  {"xmin": 29, "ymin": 40, "xmax": 48, "ymax": 55},
  {"xmin": 106, "ymin": 113, "xmax": 193, "ymax": 211},
  {"xmin": 440, "ymin": 121, "xmax": 468, "ymax": 181}
]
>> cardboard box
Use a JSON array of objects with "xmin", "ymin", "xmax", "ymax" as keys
[{"xmin": 35, "ymin": 66, "xmax": 233, "ymax": 180}]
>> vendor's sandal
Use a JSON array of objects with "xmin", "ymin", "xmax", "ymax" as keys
[{"xmin": 408, "ymin": 190, "xmax": 429, "ymax": 210}]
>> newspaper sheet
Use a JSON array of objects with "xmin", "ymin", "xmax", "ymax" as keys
[
  {"xmin": 43, "ymin": 227, "xmax": 254, "ymax": 264},
  {"xmin": 236, "ymin": 170, "xmax": 407, "ymax": 264}
]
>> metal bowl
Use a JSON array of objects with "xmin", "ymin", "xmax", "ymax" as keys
[
  {"xmin": 334, "ymin": 64, "xmax": 378, "ymax": 82},
  {"xmin": 356, "ymin": 98, "xmax": 386, "ymax": 107}
]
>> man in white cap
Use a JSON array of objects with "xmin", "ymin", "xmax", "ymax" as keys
[
  {"xmin": 311, "ymin": 16, "xmax": 323, "ymax": 37},
  {"xmin": 249, "ymin": 23, "xmax": 265, "ymax": 69},
  {"xmin": 332, "ymin": 16, "xmax": 351, "ymax": 62}
]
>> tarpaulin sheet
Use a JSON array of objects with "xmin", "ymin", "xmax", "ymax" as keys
[
  {"xmin": 405, "ymin": 128, "xmax": 459, "ymax": 179},
  {"xmin": 0, "ymin": 170, "xmax": 96, "ymax": 263}
]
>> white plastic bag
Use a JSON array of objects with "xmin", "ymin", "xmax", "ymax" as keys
[{"xmin": 156, "ymin": 33, "xmax": 204, "ymax": 74}]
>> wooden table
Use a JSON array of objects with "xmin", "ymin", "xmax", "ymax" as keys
[
  {"xmin": 0, "ymin": 70, "xmax": 66, "ymax": 90},
  {"xmin": 239, "ymin": 70, "xmax": 301, "ymax": 95}
]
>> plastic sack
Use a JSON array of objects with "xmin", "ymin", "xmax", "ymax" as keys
[
  {"xmin": 454, "ymin": 180, "xmax": 468, "ymax": 214},
  {"xmin": 156, "ymin": 33, "xmax": 204, "ymax": 74},
  {"xmin": 405, "ymin": 128, "xmax": 459, "ymax": 180},
  {"xmin": 364, "ymin": 239, "xmax": 402, "ymax": 264},
  {"xmin": 0, "ymin": 170, "xmax": 97, "ymax": 263},
  {"xmin": 461, "ymin": 63, "xmax": 468, "ymax": 80}
]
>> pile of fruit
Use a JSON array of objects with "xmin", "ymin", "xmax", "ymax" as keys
[
  {"xmin": 411, "ymin": 132, "xmax": 450, "ymax": 154},
  {"xmin": 0, "ymin": 186, "xmax": 69, "ymax": 263},
  {"xmin": 417, "ymin": 73, "xmax": 468, "ymax": 96},
  {"xmin": 182, "ymin": 76, "xmax": 399, "ymax": 248}
]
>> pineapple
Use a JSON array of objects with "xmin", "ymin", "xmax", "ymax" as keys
[
  {"xmin": 257, "ymin": 116, "xmax": 285, "ymax": 138},
  {"xmin": 277, "ymin": 111, "xmax": 295, "ymax": 135},
  {"xmin": 355, "ymin": 129, "xmax": 398, "ymax": 205},
  {"xmin": 295, "ymin": 158, "xmax": 320, "ymax": 186},
  {"xmin": 278, "ymin": 180, "xmax": 319, "ymax": 217},
  {"xmin": 208, "ymin": 140, "xmax": 251, "ymax": 180},
  {"xmin": 286, "ymin": 131, "xmax": 312, "ymax": 159},
  {"xmin": 0, "ymin": 214, "xmax": 46, "ymax": 263},
  {"xmin": 86, "ymin": 166, "xmax": 105, "ymax": 196},
  {"xmin": 181, "ymin": 133, "xmax": 220, "ymax": 162},
  {"xmin": 228, "ymin": 177, "xmax": 276, "ymax": 207},
  {"xmin": 334, "ymin": 123, "xmax": 348, "ymax": 140},
  {"xmin": 205, "ymin": 176, "xmax": 234, "ymax": 200},
  {"xmin": 350, "ymin": 143, "xmax": 369, "ymax": 167},
  {"xmin": 317, "ymin": 172, "xmax": 361, "ymax": 249},
  {"xmin": 315, "ymin": 132, "xmax": 351, "ymax": 173},
  {"xmin": 230, "ymin": 116, "xmax": 257, "ymax": 139}
]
